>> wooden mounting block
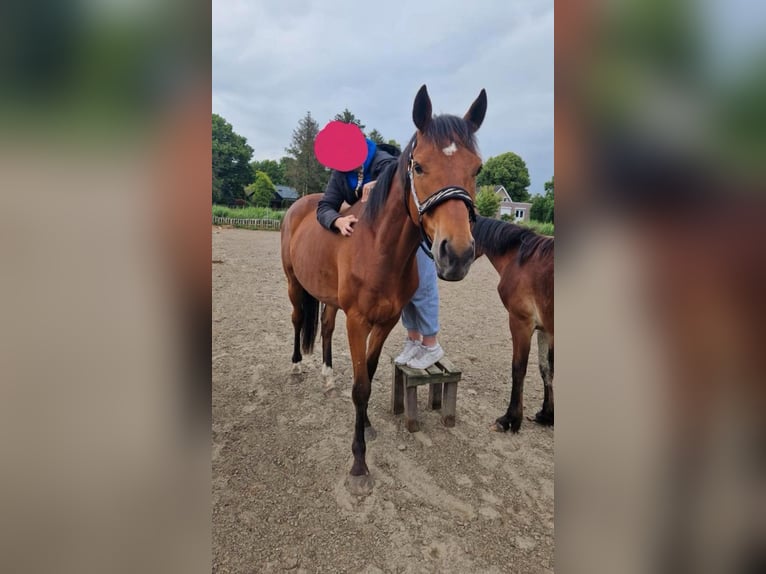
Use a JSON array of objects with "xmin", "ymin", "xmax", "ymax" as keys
[{"xmin": 391, "ymin": 358, "xmax": 462, "ymax": 432}]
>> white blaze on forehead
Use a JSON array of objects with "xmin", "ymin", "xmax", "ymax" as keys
[{"xmin": 442, "ymin": 142, "xmax": 458, "ymax": 156}]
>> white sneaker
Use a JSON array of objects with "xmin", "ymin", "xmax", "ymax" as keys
[
  {"xmin": 407, "ymin": 343, "xmax": 445, "ymax": 370},
  {"xmin": 394, "ymin": 339, "xmax": 422, "ymax": 365}
]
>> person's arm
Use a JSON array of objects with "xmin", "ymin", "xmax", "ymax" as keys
[{"xmin": 317, "ymin": 171, "xmax": 347, "ymax": 231}]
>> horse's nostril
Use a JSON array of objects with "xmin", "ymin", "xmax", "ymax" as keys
[{"xmin": 439, "ymin": 239, "xmax": 449, "ymax": 260}]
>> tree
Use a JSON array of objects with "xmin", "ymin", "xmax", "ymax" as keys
[
  {"xmin": 279, "ymin": 156, "xmax": 296, "ymax": 180},
  {"xmin": 333, "ymin": 108, "xmax": 365, "ymax": 132},
  {"xmin": 476, "ymin": 152, "xmax": 531, "ymax": 202},
  {"xmin": 367, "ymin": 129, "xmax": 385, "ymax": 144},
  {"xmin": 285, "ymin": 111, "xmax": 329, "ymax": 196},
  {"xmin": 530, "ymin": 176, "xmax": 554, "ymax": 223},
  {"xmin": 212, "ymin": 177, "xmax": 222, "ymax": 204},
  {"xmin": 544, "ymin": 176, "xmax": 554, "ymax": 223},
  {"xmin": 250, "ymin": 159, "xmax": 285, "ymax": 186},
  {"xmin": 367, "ymin": 130, "xmax": 401, "ymax": 151},
  {"xmin": 475, "ymin": 186, "xmax": 501, "ymax": 217},
  {"xmin": 246, "ymin": 171, "xmax": 276, "ymax": 207},
  {"xmin": 212, "ymin": 113, "xmax": 254, "ymax": 204}
]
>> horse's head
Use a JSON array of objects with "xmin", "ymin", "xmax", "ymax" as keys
[{"xmin": 406, "ymin": 85, "xmax": 486, "ymax": 281}]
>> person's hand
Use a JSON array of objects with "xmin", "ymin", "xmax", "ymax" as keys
[
  {"xmin": 334, "ymin": 214, "xmax": 358, "ymax": 236},
  {"xmin": 361, "ymin": 180, "xmax": 376, "ymax": 203}
]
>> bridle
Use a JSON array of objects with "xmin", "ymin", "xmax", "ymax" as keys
[{"xmin": 402, "ymin": 139, "xmax": 477, "ymax": 258}]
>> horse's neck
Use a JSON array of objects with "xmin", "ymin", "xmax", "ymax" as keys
[
  {"xmin": 482, "ymin": 249, "xmax": 516, "ymax": 277},
  {"xmin": 371, "ymin": 174, "xmax": 421, "ymax": 259}
]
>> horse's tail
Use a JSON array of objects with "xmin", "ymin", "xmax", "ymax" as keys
[{"xmin": 300, "ymin": 291, "xmax": 320, "ymax": 355}]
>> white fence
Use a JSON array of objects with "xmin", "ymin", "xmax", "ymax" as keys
[{"xmin": 213, "ymin": 216, "xmax": 281, "ymax": 231}]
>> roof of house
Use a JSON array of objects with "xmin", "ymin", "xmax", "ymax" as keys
[
  {"xmin": 274, "ymin": 185, "xmax": 299, "ymax": 200},
  {"xmin": 493, "ymin": 185, "xmax": 531, "ymax": 207}
]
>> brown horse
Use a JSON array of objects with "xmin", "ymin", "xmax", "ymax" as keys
[
  {"xmin": 280, "ymin": 85, "xmax": 486, "ymax": 495},
  {"xmin": 471, "ymin": 215, "xmax": 554, "ymax": 432}
]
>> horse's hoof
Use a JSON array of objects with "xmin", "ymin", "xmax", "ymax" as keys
[
  {"xmin": 493, "ymin": 417, "xmax": 510, "ymax": 432},
  {"xmin": 346, "ymin": 474, "xmax": 374, "ymax": 497},
  {"xmin": 291, "ymin": 362, "xmax": 302, "ymax": 375},
  {"xmin": 510, "ymin": 417, "xmax": 522, "ymax": 433},
  {"xmin": 490, "ymin": 421, "xmax": 507, "ymax": 432},
  {"xmin": 323, "ymin": 386, "xmax": 338, "ymax": 399},
  {"xmin": 365, "ymin": 426, "xmax": 377, "ymax": 442},
  {"xmin": 534, "ymin": 410, "xmax": 554, "ymax": 426},
  {"xmin": 321, "ymin": 364, "xmax": 333, "ymax": 379}
]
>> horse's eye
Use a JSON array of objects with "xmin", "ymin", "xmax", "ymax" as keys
[
  {"xmin": 413, "ymin": 163, "xmax": 424, "ymax": 175},
  {"xmin": 475, "ymin": 165, "xmax": 483, "ymax": 177}
]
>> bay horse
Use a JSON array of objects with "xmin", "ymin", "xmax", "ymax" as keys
[
  {"xmin": 280, "ymin": 85, "xmax": 486, "ymax": 495},
  {"xmin": 471, "ymin": 215, "xmax": 554, "ymax": 432}
]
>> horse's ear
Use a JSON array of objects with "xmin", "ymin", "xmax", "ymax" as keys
[
  {"xmin": 464, "ymin": 89, "xmax": 487, "ymax": 132},
  {"xmin": 412, "ymin": 84, "xmax": 432, "ymax": 132}
]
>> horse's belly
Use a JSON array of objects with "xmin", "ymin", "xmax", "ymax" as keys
[{"xmin": 295, "ymin": 265, "xmax": 339, "ymax": 307}]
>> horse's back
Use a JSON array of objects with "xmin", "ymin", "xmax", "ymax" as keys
[
  {"xmin": 281, "ymin": 193, "xmax": 348, "ymax": 305},
  {"xmin": 282, "ymin": 194, "xmax": 322, "ymax": 238},
  {"xmin": 281, "ymin": 194, "xmax": 323, "ymax": 266}
]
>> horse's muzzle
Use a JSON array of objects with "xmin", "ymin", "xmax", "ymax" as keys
[{"xmin": 434, "ymin": 238, "xmax": 475, "ymax": 281}]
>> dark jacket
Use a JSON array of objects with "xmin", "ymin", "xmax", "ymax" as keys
[{"xmin": 316, "ymin": 145, "xmax": 399, "ymax": 231}]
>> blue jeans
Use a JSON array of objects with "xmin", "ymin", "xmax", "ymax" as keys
[{"xmin": 401, "ymin": 246, "xmax": 440, "ymax": 337}]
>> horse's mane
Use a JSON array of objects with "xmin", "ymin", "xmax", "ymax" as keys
[
  {"xmin": 362, "ymin": 158, "xmax": 398, "ymax": 223},
  {"xmin": 363, "ymin": 114, "xmax": 479, "ymax": 223},
  {"xmin": 472, "ymin": 215, "xmax": 554, "ymax": 264}
]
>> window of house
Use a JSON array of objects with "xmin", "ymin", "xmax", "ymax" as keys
[{"xmin": 515, "ymin": 209, "xmax": 525, "ymax": 219}]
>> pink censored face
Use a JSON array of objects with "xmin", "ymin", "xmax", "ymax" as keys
[{"xmin": 314, "ymin": 121, "xmax": 367, "ymax": 172}]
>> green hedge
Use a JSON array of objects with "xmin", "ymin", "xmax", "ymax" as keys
[
  {"xmin": 212, "ymin": 205, "xmax": 286, "ymax": 220},
  {"xmin": 518, "ymin": 220, "xmax": 554, "ymax": 236}
]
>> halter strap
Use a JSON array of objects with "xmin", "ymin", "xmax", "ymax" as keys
[
  {"xmin": 403, "ymin": 145, "xmax": 476, "ymax": 258},
  {"xmin": 353, "ymin": 167, "xmax": 364, "ymax": 199}
]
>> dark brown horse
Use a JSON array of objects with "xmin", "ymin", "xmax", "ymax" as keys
[
  {"xmin": 471, "ymin": 215, "xmax": 554, "ymax": 432},
  {"xmin": 281, "ymin": 85, "xmax": 487, "ymax": 495}
]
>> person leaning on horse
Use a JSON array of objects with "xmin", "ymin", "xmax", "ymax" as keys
[
  {"xmin": 315, "ymin": 121, "xmax": 399, "ymax": 236},
  {"xmin": 314, "ymin": 120, "xmax": 447, "ymax": 370},
  {"xmin": 281, "ymin": 85, "xmax": 485, "ymax": 496}
]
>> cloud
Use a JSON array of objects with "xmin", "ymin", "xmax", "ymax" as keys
[{"xmin": 213, "ymin": 0, "xmax": 553, "ymax": 192}]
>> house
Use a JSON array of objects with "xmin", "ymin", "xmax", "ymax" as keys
[
  {"xmin": 271, "ymin": 185, "xmax": 300, "ymax": 209},
  {"xmin": 493, "ymin": 185, "xmax": 532, "ymax": 221}
]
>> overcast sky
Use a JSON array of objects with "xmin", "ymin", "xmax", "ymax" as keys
[{"xmin": 213, "ymin": 0, "xmax": 553, "ymax": 195}]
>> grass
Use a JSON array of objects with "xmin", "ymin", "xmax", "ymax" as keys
[
  {"xmin": 212, "ymin": 205, "xmax": 286, "ymax": 221},
  {"xmin": 517, "ymin": 219, "xmax": 554, "ymax": 236},
  {"xmin": 211, "ymin": 204, "xmax": 554, "ymax": 236}
]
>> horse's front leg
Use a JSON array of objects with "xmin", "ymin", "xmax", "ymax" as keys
[
  {"xmin": 366, "ymin": 317, "xmax": 400, "ymax": 381},
  {"xmin": 494, "ymin": 318, "xmax": 533, "ymax": 433},
  {"xmin": 346, "ymin": 314, "xmax": 374, "ymax": 496},
  {"xmin": 359, "ymin": 317, "xmax": 400, "ymax": 441}
]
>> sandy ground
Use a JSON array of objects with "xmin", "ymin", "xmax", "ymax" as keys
[{"xmin": 212, "ymin": 228, "xmax": 553, "ymax": 573}]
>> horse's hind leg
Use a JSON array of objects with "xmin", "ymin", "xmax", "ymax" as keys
[
  {"xmin": 495, "ymin": 318, "xmax": 533, "ymax": 433},
  {"xmin": 320, "ymin": 304, "xmax": 338, "ymax": 394},
  {"xmin": 287, "ymin": 276, "xmax": 305, "ymax": 373},
  {"xmin": 534, "ymin": 331, "xmax": 554, "ymax": 426}
]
